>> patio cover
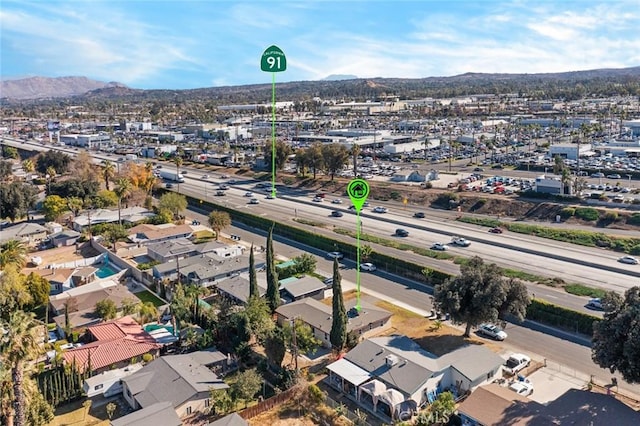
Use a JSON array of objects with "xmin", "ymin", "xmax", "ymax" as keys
[
  {"xmin": 359, "ymin": 379, "xmax": 388, "ymax": 402},
  {"xmin": 379, "ymin": 388, "xmax": 405, "ymax": 408},
  {"xmin": 327, "ymin": 358, "xmax": 372, "ymax": 386}
]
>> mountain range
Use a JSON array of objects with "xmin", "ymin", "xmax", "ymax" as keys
[{"xmin": 1, "ymin": 66, "xmax": 639, "ymax": 103}]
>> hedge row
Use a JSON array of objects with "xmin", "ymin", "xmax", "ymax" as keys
[{"xmin": 526, "ymin": 299, "xmax": 599, "ymax": 336}]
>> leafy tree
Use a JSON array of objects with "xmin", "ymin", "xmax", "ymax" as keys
[
  {"xmin": 265, "ymin": 226, "xmax": 280, "ymax": 312},
  {"xmin": 294, "ymin": 148, "xmax": 308, "ymax": 175},
  {"xmin": 152, "ymin": 208, "xmax": 173, "ymax": 224},
  {"xmin": 0, "ymin": 265, "xmax": 33, "ymax": 320},
  {"xmin": 42, "ymin": 195, "xmax": 68, "ymax": 222},
  {"xmin": 67, "ymin": 197, "xmax": 84, "ymax": 219},
  {"xmin": 36, "ymin": 151, "xmax": 71, "ymax": 174},
  {"xmin": 592, "ymin": 287, "xmax": 640, "ymax": 384},
  {"xmin": 71, "ymin": 151, "xmax": 98, "ymax": 183},
  {"xmin": 209, "ymin": 389, "xmax": 233, "ymax": 415},
  {"xmin": 0, "ymin": 311, "xmax": 45, "ymax": 426},
  {"xmin": 417, "ymin": 391, "xmax": 455, "ymax": 425},
  {"xmin": 249, "ymin": 244, "xmax": 259, "ymax": 298},
  {"xmin": 330, "ymin": 258, "xmax": 347, "ymax": 352},
  {"xmin": 99, "ymin": 223, "xmax": 128, "ymax": 251},
  {"xmin": 321, "ymin": 143, "xmax": 349, "ymax": 180},
  {"xmin": 92, "ymin": 189, "xmax": 118, "ymax": 208},
  {"xmin": 351, "ymin": 143, "xmax": 361, "ymax": 177},
  {"xmin": 208, "ymin": 210, "xmax": 231, "ymax": 240},
  {"xmin": 23, "ymin": 273, "xmax": 50, "ymax": 308},
  {"xmin": 137, "ymin": 302, "xmax": 158, "ymax": 324},
  {"xmin": 360, "ymin": 244, "xmax": 373, "ymax": 262},
  {"xmin": 0, "ymin": 182, "xmax": 37, "ymax": 222},
  {"xmin": 434, "ymin": 256, "xmax": 529, "ymax": 337},
  {"xmin": 0, "ymin": 161, "xmax": 12, "ymax": 180},
  {"xmin": 158, "ymin": 192, "xmax": 187, "ymax": 219},
  {"xmin": 114, "ymin": 178, "xmax": 132, "ymax": 225},
  {"xmin": 244, "ymin": 296, "xmax": 274, "ymax": 343},
  {"xmin": 3, "ymin": 146, "xmax": 19, "ymax": 160},
  {"xmin": 106, "ymin": 402, "xmax": 117, "ymax": 420},
  {"xmin": 264, "ymin": 327, "xmax": 286, "ymax": 369},
  {"xmin": 284, "ymin": 318, "xmax": 321, "ymax": 356},
  {"xmin": 293, "ymin": 253, "xmax": 316, "ymax": 275},
  {"xmin": 230, "ymin": 369, "xmax": 262, "ymax": 408},
  {"xmin": 0, "ymin": 240, "xmax": 28, "ymax": 270},
  {"xmin": 95, "ymin": 299, "xmax": 117, "ymax": 320},
  {"xmin": 306, "ymin": 143, "xmax": 324, "ymax": 179},
  {"xmin": 48, "ymin": 179, "xmax": 99, "ymax": 200},
  {"xmin": 120, "ymin": 298, "xmax": 139, "ymax": 316},
  {"xmin": 262, "ymin": 140, "xmax": 293, "ymax": 171},
  {"xmin": 102, "ymin": 161, "xmax": 116, "ymax": 191}
]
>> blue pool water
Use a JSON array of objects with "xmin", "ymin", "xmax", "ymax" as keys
[{"xmin": 95, "ymin": 264, "xmax": 118, "ymax": 279}]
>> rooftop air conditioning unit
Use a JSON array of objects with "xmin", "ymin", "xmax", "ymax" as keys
[{"xmin": 385, "ymin": 354, "xmax": 399, "ymax": 367}]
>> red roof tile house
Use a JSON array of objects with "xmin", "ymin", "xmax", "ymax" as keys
[{"xmin": 62, "ymin": 316, "xmax": 160, "ymax": 374}]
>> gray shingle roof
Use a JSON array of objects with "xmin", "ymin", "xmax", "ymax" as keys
[
  {"xmin": 216, "ymin": 275, "xmax": 266, "ymax": 304},
  {"xmin": 207, "ymin": 413, "xmax": 248, "ymax": 426},
  {"xmin": 439, "ymin": 344, "xmax": 505, "ymax": 382},
  {"xmin": 147, "ymin": 238, "xmax": 196, "ymax": 258},
  {"xmin": 121, "ymin": 352, "xmax": 228, "ymax": 409},
  {"xmin": 280, "ymin": 276, "xmax": 326, "ymax": 299},
  {"xmin": 110, "ymin": 401, "xmax": 181, "ymax": 426}
]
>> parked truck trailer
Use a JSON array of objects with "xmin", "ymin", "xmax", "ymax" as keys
[{"xmin": 159, "ymin": 169, "xmax": 185, "ymax": 182}]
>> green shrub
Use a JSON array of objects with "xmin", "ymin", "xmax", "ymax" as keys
[
  {"xmin": 457, "ymin": 216, "xmax": 501, "ymax": 228},
  {"xmin": 630, "ymin": 244, "xmax": 640, "ymax": 255},
  {"xmin": 307, "ymin": 384, "xmax": 326, "ymax": 404},
  {"xmin": 137, "ymin": 260, "xmax": 160, "ymax": 271},
  {"xmin": 142, "ymin": 353, "xmax": 153, "ymax": 363},
  {"xmin": 559, "ymin": 207, "xmax": 575, "ymax": 219},
  {"xmin": 574, "ymin": 208, "xmax": 599, "ymax": 221},
  {"xmin": 526, "ymin": 299, "xmax": 599, "ymax": 336},
  {"xmin": 602, "ymin": 211, "xmax": 618, "ymax": 222},
  {"xmin": 432, "ymin": 192, "xmax": 459, "ymax": 208},
  {"xmin": 564, "ymin": 284, "xmax": 606, "ymax": 298},
  {"xmin": 627, "ymin": 213, "xmax": 640, "ymax": 226}
]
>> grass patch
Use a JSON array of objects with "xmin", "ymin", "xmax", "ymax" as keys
[
  {"xmin": 293, "ymin": 218, "xmax": 327, "ymax": 228},
  {"xmin": 564, "ymin": 284, "xmax": 607, "ymax": 298},
  {"xmin": 321, "ymin": 289, "xmax": 359, "ymax": 306},
  {"xmin": 501, "ymin": 268, "xmax": 547, "ymax": 282},
  {"xmin": 193, "ymin": 230, "xmax": 216, "ymax": 243},
  {"xmin": 334, "ymin": 228, "xmax": 454, "ymax": 260},
  {"xmin": 376, "ymin": 300, "xmax": 423, "ymax": 319},
  {"xmin": 457, "ymin": 216, "xmax": 502, "ymax": 228},
  {"xmin": 135, "ymin": 290, "xmax": 165, "ymax": 307}
]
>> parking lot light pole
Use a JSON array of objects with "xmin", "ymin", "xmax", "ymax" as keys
[{"xmin": 627, "ymin": 174, "xmax": 632, "ymax": 188}]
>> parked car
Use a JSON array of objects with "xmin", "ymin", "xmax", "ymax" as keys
[
  {"xmin": 360, "ymin": 263, "xmax": 376, "ymax": 271},
  {"xmin": 618, "ymin": 255, "xmax": 639, "ymax": 265},
  {"xmin": 509, "ymin": 381, "xmax": 534, "ymax": 396},
  {"xmin": 323, "ymin": 277, "xmax": 333, "ymax": 286},
  {"xmin": 372, "ymin": 206, "xmax": 388, "ymax": 213},
  {"xmin": 331, "ymin": 211, "xmax": 343, "ymax": 217},
  {"xmin": 249, "ymin": 198, "xmax": 260, "ymax": 204},
  {"xmin": 587, "ymin": 298, "xmax": 603, "ymax": 310},
  {"xmin": 477, "ymin": 323, "xmax": 507, "ymax": 341},
  {"xmin": 326, "ymin": 251, "xmax": 344, "ymax": 260},
  {"xmin": 201, "ymin": 174, "xmax": 210, "ymax": 179},
  {"xmin": 607, "ymin": 174, "xmax": 622, "ymax": 179},
  {"xmin": 431, "ymin": 243, "xmax": 448, "ymax": 251},
  {"xmin": 488, "ymin": 227, "xmax": 503, "ymax": 234},
  {"xmin": 395, "ymin": 228, "xmax": 409, "ymax": 237},
  {"xmin": 414, "ymin": 212, "xmax": 425, "ymax": 218},
  {"xmin": 332, "ymin": 199, "xmax": 343, "ymax": 204},
  {"xmin": 504, "ymin": 353, "xmax": 531, "ymax": 375}
]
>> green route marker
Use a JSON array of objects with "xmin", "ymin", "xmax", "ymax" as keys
[
  {"xmin": 260, "ymin": 45, "xmax": 287, "ymax": 198},
  {"xmin": 347, "ymin": 178, "xmax": 370, "ymax": 311}
]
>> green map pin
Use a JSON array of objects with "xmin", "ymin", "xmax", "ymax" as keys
[{"xmin": 347, "ymin": 179, "xmax": 370, "ymax": 213}]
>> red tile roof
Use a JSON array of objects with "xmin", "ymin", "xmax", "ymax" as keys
[{"xmin": 62, "ymin": 316, "xmax": 159, "ymax": 372}]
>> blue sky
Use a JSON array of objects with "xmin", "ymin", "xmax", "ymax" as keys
[{"xmin": 1, "ymin": 1, "xmax": 639, "ymax": 90}]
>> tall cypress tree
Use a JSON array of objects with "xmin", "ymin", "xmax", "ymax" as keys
[
  {"xmin": 330, "ymin": 258, "xmax": 348, "ymax": 352},
  {"xmin": 265, "ymin": 225, "xmax": 280, "ymax": 312},
  {"xmin": 249, "ymin": 243, "xmax": 259, "ymax": 298}
]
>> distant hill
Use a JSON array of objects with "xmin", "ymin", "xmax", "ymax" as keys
[
  {"xmin": 0, "ymin": 76, "xmax": 128, "ymax": 100},
  {"xmin": 323, "ymin": 74, "xmax": 358, "ymax": 81}
]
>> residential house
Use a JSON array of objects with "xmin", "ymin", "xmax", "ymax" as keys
[
  {"xmin": 110, "ymin": 401, "xmax": 181, "ymax": 426},
  {"xmin": 62, "ymin": 316, "xmax": 160, "ymax": 374},
  {"xmin": 147, "ymin": 238, "xmax": 198, "ymax": 263},
  {"xmin": 33, "ymin": 267, "xmax": 77, "ymax": 293},
  {"xmin": 84, "ymin": 363, "xmax": 144, "ymax": 398},
  {"xmin": 207, "ymin": 413, "xmax": 248, "ymax": 426},
  {"xmin": 279, "ymin": 276, "xmax": 327, "ymax": 303},
  {"xmin": 215, "ymin": 274, "xmax": 266, "ymax": 305},
  {"xmin": 326, "ymin": 335, "xmax": 505, "ymax": 420},
  {"xmin": 49, "ymin": 229, "xmax": 82, "ymax": 247},
  {"xmin": 121, "ymin": 349, "xmax": 229, "ymax": 419},
  {"xmin": 276, "ymin": 298, "xmax": 391, "ymax": 349},
  {"xmin": 73, "ymin": 207, "xmax": 154, "ymax": 231},
  {"xmin": 196, "ymin": 241, "xmax": 244, "ymax": 258},
  {"xmin": 0, "ymin": 222, "xmax": 48, "ymax": 246},
  {"xmin": 153, "ymin": 252, "xmax": 251, "ymax": 287},
  {"xmin": 127, "ymin": 223, "xmax": 193, "ymax": 245},
  {"xmin": 49, "ymin": 279, "xmax": 140, "ymax": 338}
]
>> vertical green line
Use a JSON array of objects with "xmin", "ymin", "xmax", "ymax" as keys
[
  {"xmin": 356, "ymin": 212, "xmax": 361, "ymax": 311},
  {"xmin": 271, "ymin": 72, "xmax": 276, "ymax": 198}
]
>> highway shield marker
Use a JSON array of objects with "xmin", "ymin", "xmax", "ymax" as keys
[{"xmin": 347, "ymin": 178, "xmax": 370, "ymax": 311}]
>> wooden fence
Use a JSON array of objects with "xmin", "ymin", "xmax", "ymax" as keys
[{"xmin": 238, "ymin": 387, "xmax": 298, "ymax": 419}]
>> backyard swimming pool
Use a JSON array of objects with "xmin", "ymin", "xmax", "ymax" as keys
[{"xmin": 95, "ymin": 264, "xmax": 119, "ymax": 279}]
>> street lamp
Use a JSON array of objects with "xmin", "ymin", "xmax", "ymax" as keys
[{"xmin": 626, "ymin": 174, "xmax": 633, "ymax": 188}]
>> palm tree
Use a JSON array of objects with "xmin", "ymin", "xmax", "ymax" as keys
[
  {"xmin": 21, "ymin": 160, "xmax": 34, "ymax": 174},
  {"xmin": 208, "ymin": 211, "xmax": 231, "ymax": 241},
  {"xmin": 45, "ymin": 166, "xmax": 56, "ymax": 194},
  {"xmin": 102, "ymin": 160, "xmax": 116, "ymax": 191},
  {"xmin": 114, "ymin": 178, "xmax": 132, "ymax": 225},
  {"xmin": 0, "ymin": 311, "xmax": 44, "ymax": 426},
  {"xmin": 174, "ymin": 157, "xmax": 183, "ymax": 193},
  {"xmin": 0, "ymin": 240, "xmax": 27, "ymax": 270}
]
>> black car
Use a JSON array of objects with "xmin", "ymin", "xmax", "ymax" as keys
[
  {"xmin": 331, "ymin": 211, "xmax": 343, "ymax": 217},
  {"xmin": 414, "ymin": 212, "xmax": 425, "ymax": 218},
  {"xmin": 395, "ymin": 228, "xmax": 409, "ymax": 237}
]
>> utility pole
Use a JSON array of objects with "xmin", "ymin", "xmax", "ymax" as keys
[{"xmin": 291, "ymin": 317, "xmax": 299, "ymax": 373}]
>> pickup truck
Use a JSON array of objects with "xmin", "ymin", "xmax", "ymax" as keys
[
  {"xmin": 451, "ymin": 236, "xmax": 471, "ymax": 247},
  {"xmin": 504, "ymin": 353, "xmax": 531, "ymax": 375}
]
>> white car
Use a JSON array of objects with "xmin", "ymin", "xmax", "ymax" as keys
[
  {"xmin": 360, "ymin": 263, "xmax": 376, "ymax": 271},
  {"xmin": 326, "ymin": 251, "xmax": 344, "ymax": 260},
  {"xmin": 249, "ymin": 198, "xmax": 260, "ymax": 205},
  {"xmin": 312, "ymin": 197, "xmax": 323, "ymax": 202},
  {"xmin": 372, "ymin": 206, "xmax": 388, "ymax": 213},
  {"xmin": 587, "ymin": 298, "xmax": 603, "ymax": 310},
  {"xmin": 431, "ymin": 243, "xmax": 448, "ymax": 251},
  {"xmin": 451, "ymin": 236, "xmax": 471, "ymax": 247},
  {"xmin": 477, "ymin": 323, "xmax": 507, "ymax": 341},
  {"xmin": 509, "ymin": 381, "xmax": 534, "ymax": 396},
  {"xmin": 266, "ymin": 194, "xmax": 276, "ymax": 199},
  {"xmin": 244, "ymin": 191, "xmax": 254, "ymax": 197},
  {"xmin": 201, "ymin": 174, "xmax": 210, "ymax": 179},
  {"xmin": 618, "ymin": 255, "xmax": 639, "ymax": 265},
  {"xmin": 332, "ymin": 199, "xmax": 343, "ymax": 204},
  {"xmin": 504, "ymin": 353, "xmax": 531, "ymax": 375}
]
